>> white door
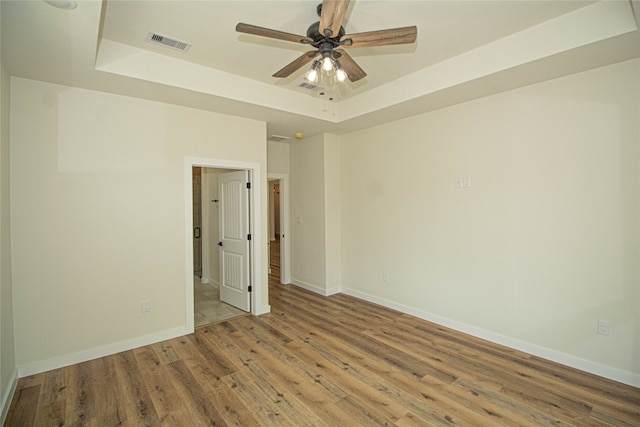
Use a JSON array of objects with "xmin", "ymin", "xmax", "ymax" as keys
[{"xmin": 218, "ymin": 170, "xmax": 251, "ymax": 312}]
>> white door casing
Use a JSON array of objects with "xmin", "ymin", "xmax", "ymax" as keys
[
  {"xmin": 218, "ymin": 170, "xmax": 251, "ymax": 311},
  {"xmin": 184, "ymin": 157, "xmax": 267, "ymax": 334}
]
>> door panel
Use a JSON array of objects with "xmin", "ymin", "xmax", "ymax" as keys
[{"xmin": 218, "ymin": 170, "xmax": 251, "ymax": 312}]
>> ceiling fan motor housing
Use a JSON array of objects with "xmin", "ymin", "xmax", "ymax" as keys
[{"xmin": 306, "ymin": 21, "xmax": 345, "ymax": 45}]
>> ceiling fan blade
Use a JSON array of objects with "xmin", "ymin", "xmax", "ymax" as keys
[
  {"xmin": 335, "ymin": 49, "xmax": 366, "ymax": 82},
  {"xmin": 343, "ymin": 26, "xmax": 417, "ymax": 48},
  {"xmin": 236, "ymin": 23, "xmax": 312, "ymax": 44},
  {"xmin": 319, "ymin": 0, "xmax": 350, "ymax": 38},
  {"xmin": 273, "ymin": 51, "xmax": 319, "ymax": 78}
]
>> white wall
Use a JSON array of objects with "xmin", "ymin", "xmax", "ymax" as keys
[
  {"xmin": 0, "ymin": 6, "xmax": 17, "ymax": 419},
  {"xmin": 267, "ymin": 141, "xmax": 289, "ymax": 242},
  {"xmin": 291, "ymin": 134, "xmax": 327, "ymax": 293},
  {"xmin": 289, "ymin": 134, "xmax": 342, "ymax": 295},
  {"xmin": 324, "ymin": 134, "xmax": 341, "ymax": 294},
  {"xmin": 267, "ymin": 141, "xmax": 290, "ymax": 175},
  {"xmin": 10, "ymin": 78, "xmax": 267, "ymax": 371},
  {"xmin": 339, "ymin": 59, "xmax": 640, "ymax": 385}
]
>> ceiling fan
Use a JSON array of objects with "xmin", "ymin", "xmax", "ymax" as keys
[{"xmin": 236, "ymin": 0, "xmax": 417, "ymax": 83}]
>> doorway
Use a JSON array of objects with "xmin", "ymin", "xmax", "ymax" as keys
[
  {"xmin": 267, "ymin": 173, "xmax": 291, "ymax": 284},
  {"xmin": 185, "ymin": 158, "xmax": 265, "ymax": 332},
  {"xmin": 193, "ymin": 166, "xmax": 248, "ymax": 327},
  {"xmin": 192, "ymin": 167, "xmax": 249, "ymax": 326},
  {"xmin": 269, "ymin": 180, "xmax": 281, "ymax": 277}
]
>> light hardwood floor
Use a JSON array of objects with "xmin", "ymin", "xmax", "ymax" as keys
[{"xmin": 5, "ymin": 251, "xmax": 639, "ymax": 425}]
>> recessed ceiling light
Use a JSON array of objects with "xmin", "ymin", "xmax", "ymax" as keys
[{"xmin": 42, "ymin": 0, "xmax": 77, "ymax": 10}]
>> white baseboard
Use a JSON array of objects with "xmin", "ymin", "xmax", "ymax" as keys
[
  {"xmin": 17, "ymin": 326, "xmax": 191, "ymax": 378},
  {"xmin": 1, "ymin": 369, "xmax": 18, "ymax": 425},
  {"xmin": 342, "ymin": 287, "xmax": 640, "ymax": 388},
  {"xmin": 11, "ymin": 285, "xmax": 638, "ymax": 392},
  {"xmin": 291, "ymin": 279, "xmax": 338, "ymax": 296},
  {"xmin": 200, "ymin": 276, "xmax": 219, "ymax": 286},
  {"xmin": 326, "ymin": 287, "xmax": 340, "ymax": 296},
  {"xmin": 254, "ymin": 304, "xmax": 271, "ymax": 316}
]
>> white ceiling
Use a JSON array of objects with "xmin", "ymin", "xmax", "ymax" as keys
[{"xmin": 2, "ymin": 0, "xmax": 639, "ymax": 140}]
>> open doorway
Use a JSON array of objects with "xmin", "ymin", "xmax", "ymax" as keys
[
  {"xmin": 268, "ymin": 180, "xmax": 281, "ymax": 277},
  {"xmin": 185, "ymin": 158, "xmax": 266, "ymax": 333},
  {"xmin": 267, "ymin": 173, "xmax": 291, "ymax": 284},
  {"xmin": 193, "ymin": 167, "xmax": 249, "ymax": 326}
]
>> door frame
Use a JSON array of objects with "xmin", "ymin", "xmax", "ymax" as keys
[
  {"xmin": 184, "ymin": 157, "xmax": 265, "ymax": 333},
  {"xmin": 268, "ymin": 173, "xmax": 291, "ymax": 284}
]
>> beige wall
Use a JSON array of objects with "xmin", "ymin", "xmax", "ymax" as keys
[
  {"xmin": 267, "ymin": 140, "xmax": 289, "ymax": 242},
  {"xmin": 323, "ymin": 134, "xmax": 341, "ymax": 294},
  {"xmin": 10, "ymin": 78, "xmax": 267, "ymax": 370},
  {"xmin": 290, "ymin": 133, "xmax": 342, "ymax": 295},
  {"xmin": 339, "ymin": 59, "xmax": 640, "ymax": 383},
  {"xmin": 267, "ymin": 141, "xmax": 290, "ymax": 175},
  {"xmin": 290, "ymin": 134, "xmax": 327, "ymax": 292},
  {"xmin": 0, "ymin": 7, "xmax": 17, "ymax": 418}
]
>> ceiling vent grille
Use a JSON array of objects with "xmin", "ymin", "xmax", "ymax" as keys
[
  {"xmin": 146, "ymin": 32, "xmax": 192, "ymax": 52},
  {"xmin": 268, "ymin": 135, "xmax": 290, "ymax": 142},
  {"xmin": 298, "ymin": 82, "xmax": 322, "ymax": 91}
]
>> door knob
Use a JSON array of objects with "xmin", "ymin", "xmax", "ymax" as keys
[{"xmin": 218, "ymin": 241, "xmax": 223, "ymax": 246}]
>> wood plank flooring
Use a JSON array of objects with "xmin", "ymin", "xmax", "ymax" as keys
[{"xmin": 6, "ymin": 271, "xmax": 639, "ymax": 425}]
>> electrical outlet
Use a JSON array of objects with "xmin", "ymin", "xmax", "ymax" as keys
[
  {"xmin": 141, "ymin": 299, "xmax": 152, "ymax": 314},
  {"xmin": 597, "ymin": 319, "xmax": 610, "ymax": 336},
  {"xmin": 383, "ymin": 272, "xmax": 389, "ymax": 282}
]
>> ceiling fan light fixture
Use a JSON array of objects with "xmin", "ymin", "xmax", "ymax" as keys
[
  {"xmin": 335, "ymin": 62, "xmax": 348, "ymax": 82},
  {"xmin": 236, "ymin": 1, "xmax": 418, "ymax": 94},
  {"xmin": 304, "ymin": 60, "xmax": 321, "ymax": 83},
  {"xmin": 321, "ymin": 56, "xmax": 334, "ymax": 71}
]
